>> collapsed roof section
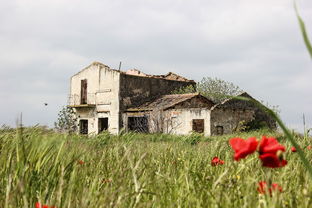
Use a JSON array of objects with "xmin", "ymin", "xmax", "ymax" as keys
[{"xmin": 127, "ymin": 93, "xmax": 215, "ymax": 112}]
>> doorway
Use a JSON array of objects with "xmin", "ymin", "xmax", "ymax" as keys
[
  {"xmin": 79, "ymin": 119, "xmax": 88, "ymax": 134},
  {"xmin": 98, "ymin": 118, "xmax": 108, "ymax": 133}
]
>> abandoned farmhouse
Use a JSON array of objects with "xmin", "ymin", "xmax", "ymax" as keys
[{"xmin": 68, "ymin": 62, "xmax": 276, "ymax": 136}]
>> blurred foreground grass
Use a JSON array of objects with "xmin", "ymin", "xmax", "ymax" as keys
[{"xmin": 0, "ymin": 126, "xmax": 312, "ymax": 208}]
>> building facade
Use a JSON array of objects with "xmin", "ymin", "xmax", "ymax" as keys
[
  {"xmin": 69, "ymin": 62, "xmax": 276, "ymax": 136},
  {"xmin": 69, "ymin": 62, "xmax": 195, "ymax": 135}
]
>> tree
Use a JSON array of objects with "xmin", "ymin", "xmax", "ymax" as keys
[
  {"xmin": 54, "ymin": 106, "xmax": 78, "ymax": 134},
  {"xmin": 171, "ymin": 77, "xmax": 243, "ymax": 103},
  {"xmin": 197, "ymin": 77, "xmax": 243, "ymax": 103}
]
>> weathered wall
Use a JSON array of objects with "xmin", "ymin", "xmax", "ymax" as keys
[
  {"xmin": 210, "ymin": 108, "xmax": 254, "ymax": 135},
  {"xmin": 210, "ymin": 96, "xmax": 276, "ymax": 135},
  {"xmin": 74, "ymin": 108, "xmax": 97, "ymax": 134},
  {"xmin": 119, "ymin": 74, "xmax": 195, "ymax": 110},
  {"xmin": 123, "ymin": 108, "xmax": 211, "ymax": 136},
  {"xmin": 70, "ymin": 62, "xmax": 120, "ymax": 134},
  {"xmin": 97, "ymin": 66, "xmax": 120, "ymax": 134},
  {"xmin": 163, "ymin": 108, "xmax": 211, "ymax": 136},
  {"xmin": 70, "ymin": 64, "xmax": 100, "ymax": 105}
]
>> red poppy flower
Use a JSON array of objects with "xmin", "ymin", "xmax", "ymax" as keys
[
  {"xmin": 35, "ymin": 202, "xmax": 56, "ymax": 208},
  {"xmin": 307, "ymin": 146, "xmax": 311, "ymax": 150},
  {"xmin": 291, "ymin": 147, "xmax": 297, "ymax": 152},
  {"xmin": 258, "ymin": 136, "xmax": 287, "ymax": 168},
  {"xmin": 211, "ymin": 157, "xmax": 225, "ymax": 166},
  {"xmin": 77, "ymin": 160, "xmax": 84, "ymax": 165},
  {"xmin": 259, "ymin": 136, "xmax": 285, "ymax": 155},
  {"xmin": 257, "ymin": 181, "xmax": 282, "ymax": 195},
  {"xmin": 229, "ymin": 137, "xmax": 258, "ymax": 161},
  {"xmin": 259, "ymin": 153, "xmax": 287, "ymax": 168}
]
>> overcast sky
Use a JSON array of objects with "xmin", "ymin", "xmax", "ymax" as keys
[{"xmin": 0, "ymin": 0, "xmax": 311, "ymax": 132}]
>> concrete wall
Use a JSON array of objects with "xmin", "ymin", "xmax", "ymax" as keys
[{"xmin": 70, "ymin": 62, "xmax": 120, "ymax": 135}]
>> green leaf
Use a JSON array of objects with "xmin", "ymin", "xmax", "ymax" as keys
[{"xmin": 294, "ymin": 1, "xmax": 312, "ymax": 59}]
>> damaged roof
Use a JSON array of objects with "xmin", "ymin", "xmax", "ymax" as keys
[
  {"xmin": 127, "ymin": 93, "xmax": 214, "ymax": 111},
  {"xmin": 73, "ymin": 61, "xmax": 194, "ymax": 82}
]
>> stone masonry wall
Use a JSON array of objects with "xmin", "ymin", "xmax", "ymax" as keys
[
  {"xmin": 210, "ymin": 96, "xmax": 277, "ymax": 135},
  {"xmin": 119, "ymin": 74, "xmax": 195, "ymax": 110}
]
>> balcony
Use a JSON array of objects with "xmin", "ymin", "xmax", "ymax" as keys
[{"xmin": 68, "ymin": 93, "xmax": 96, "ymax": 108}]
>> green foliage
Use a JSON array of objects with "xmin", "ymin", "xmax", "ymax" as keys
[
  {"xmin": 197, "ymin": 77, "xmax": 243, "ymax": 103},
  {"xmin": 54, "ymin": 106, "xmax": 77, "ymax": 134},
  {"xmin": 171, "ymin": 77, "xmax": 243, "ymax": 103},
  {"xmin": 171, "ymin": 85, "xmax": 197, "ymax": 94}
]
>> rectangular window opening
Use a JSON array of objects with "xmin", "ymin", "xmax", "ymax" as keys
[
  {"xmin": 81, "ymin": 79, "xmax": 87, "ymax": 104},
  {"xmin": 192, "ymin": 119, "xmax": 204, "ymax": 133},
  {"xmin": 128, "ymin": 116, "xmax": 148, "ymax": 133}
]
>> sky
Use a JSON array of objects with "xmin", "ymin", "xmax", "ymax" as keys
[{"xmin": 0, "ymin": 0, "xmax": 311, "ymax": 132}]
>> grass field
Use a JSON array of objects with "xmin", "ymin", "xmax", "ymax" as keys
[{"xmin": 0, "ymin": 126, "xmax": 312, "ymax": 208}]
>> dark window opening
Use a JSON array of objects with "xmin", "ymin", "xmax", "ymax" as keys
[
  {"xmin": 216, "ymin": 126, "xmax": 224, "ymax": 135},
  {"xmin": 192, "ymin": 119, "xmax": 204, "ymax": 133},
  {"xmin": 79, "ymin": 119, "xmax": 88, "ymax": 134},
  {"xmin": 98, "ymin": 118, "xmax": 108, "ymax": 133},
  {"xmin": 128, "ymin": 116, "xmax": 148, "ymax": 133},
  {"xmin": 81, "ymin": 79, "xmax": 87, "ymax": 104}
]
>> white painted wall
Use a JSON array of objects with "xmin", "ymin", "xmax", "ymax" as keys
[
  {"xmin": 164, "ymin": 108, "xmax": 211, "ymax": 136},
  {"xmin": 97, "ymin": 67, "xmax": 120, "ymax": 134}
]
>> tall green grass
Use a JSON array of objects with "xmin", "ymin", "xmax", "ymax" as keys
[{"xmin": 1, "ymin": 127, "xmax": 311, "ymax": 208}]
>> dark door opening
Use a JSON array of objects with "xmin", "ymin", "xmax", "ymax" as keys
[
  {"xmin": 216, "ymin": 126, "xmax": 224, "ymax": 135},
  {"xmin": 79, "ymin": 119, "xmax": 88, "ymax": 134},
  {"xmin": 98, "ymin": 118, "xmax": 108, "ymax": 133},
  {"xmin": 192, "ymin": 119, "xmax": 204, "ymax": 133},
  {"xmin": 128, "ymin": 116, "xmax": 148, "ymax": 133},
  {"xmin": 81, "ymin": 79, "xmax": 87, "ymax": 104}
]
